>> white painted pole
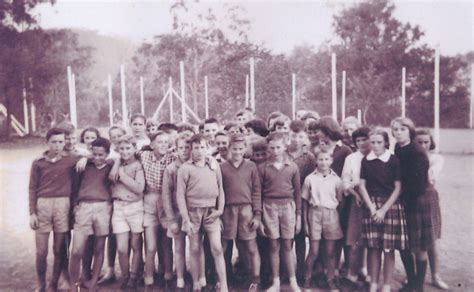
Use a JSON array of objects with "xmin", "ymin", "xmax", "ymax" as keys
[
  {"xmin": 434, "ymin": 46, "xmax": 440, "ymax": 153},
  {"xmin": 67, "ymin": 66, "xmax": 77, "ymax": 127},
  {"xmin": 120, "ymin": 64, "xmax": 128, "ymax": 128},
  {"xmin": 71, "ymin": 73, "xmax": 78, "ymax": 127},
  {"xmin": 357, "ymin": 109, "xmax": 362, "ymax": 125},
  {"xmin": 108, "ymin": 74, "xmax": 113, "ymax": 126},
  {"xmin": 22, "ymin": 87, "xmax": 29, "ymax": 134},
  {"xmin": 204, "ymin": 75, "xmax": 209, "ymax": 119},
  {"xmin": 179, "ymin": 61, "xmax": 187, "ymax": 122},
  {"xmin": 402, "ymin": 67, "xmax": 406, "ymax": 117},
  {"xmin": 331, "ymin": 53, "xmax": 337, "ymax": 121},
  {"xmin": 140, "ymin": 77, "xmax": 145, "ymax": 115},
  {"xmin": 245, "ymin": 74, "xmax": 249, "ymax": 108},
  {"xmin": 470, "ymin": 65, "xmax": 473, "ymax": 129},
  {"xmin": 341, "ymin": 70, "xmax": 346, "ymax": 121},
  {"xmin": 250, "ymin": 57, "xmax": 255, "ymax": 111},
  {"xmin": 31, "ymin": 103, "xmax": 36, "ymax": 133},
  {"xmin": 292, "ymin": 73, "xmax": 296, "ymax": 120},
  {"xmin": 169, "ymin": 77, "xmax": 174, "ymax": 123}
]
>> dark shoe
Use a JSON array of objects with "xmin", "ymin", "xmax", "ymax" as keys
[
  {"xmin": 120, "ymin": 277, "xmax": 130, "ymax": 290},
  {"xmin": 144, "ymin": 284, "xmax": 154, "ymax": 291},
  {"xmin": 129, "ymin": 278, "xmax": 138, "ymax": 291},
  {"xmin": 399, "ymin": 283, "xmax": 415, "ymax": 292},
  {"xmin": 327, "ymin": 278, "xmax": 339, "ymax": 291},
  {"xmin": 165, "ymin": 279, "xmax": 174, "ymax": 290}
]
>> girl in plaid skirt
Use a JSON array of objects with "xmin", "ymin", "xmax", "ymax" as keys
[{"xmin": 359, "ymin": 129, "xmax": 408, "ymax": 292}]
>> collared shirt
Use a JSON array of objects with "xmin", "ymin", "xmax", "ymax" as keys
[
  {"xmin": 361, "ymin": 150, "xmax": 400, "ymax": 198},
  {"xmin": 341, "ymin": 151, "xmax": 365, "ymax": 191},
  {"xmin": 139, "ymin": 151, "xmax": 175, "ymax": 193},
  {"xmin": 111, "ymin": 159, "xmax": 145, "ymax": 201},
  {"xmin": 302, "ymin": 169, "xmax": 342, "ymax": 209}
]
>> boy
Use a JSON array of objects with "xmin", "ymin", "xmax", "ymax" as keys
[
  {"xmin": 110, "ymin": 134, "xmax": 146, "ymax": 290},
  {"xmin": 258, "ymin": 132, "xmax": 301, "ymax": 292},
  {"xmin": 176, "ymin": 134, "xmax": 228, "ymax": 291},
  {"xmin": 146, "ymin": 119, "xmax": 159, "ymax": 137},
  {"xmin": 57, "ymin": 122, "xmax": 90, "ymax": 156},
  {"xmin": 29, "ymin": 128, "xmax": 85, "ymax": 291},
  {"xmin": 251, "ymin": 139, "xmax": 268, "ymax": 165},
  {"xmin": 139, "ymin": 131, "xmax": 175, "ymax": 289},
  {"xmin": 220, "ymin": 134, "xmax": 262, "ymax": 291},
  {"xmin": 69, "ymin": 137, "xmax": 113, "ymax": 291},
  {"xmin": 214, "ymin": 131, "xmax": 229, "ymax": 163},
  {"xmin": 302, "ymin": 151, "xmax": 344, "ymax": 290},
  {"xmin": 287, "ymin": 120, "xmax": 317, "ymax": 283},
  {"xmin": 203, "ymin": 118, "xmax": 220, "ymax": 155}
]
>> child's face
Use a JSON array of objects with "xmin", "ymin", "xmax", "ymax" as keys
[
  {"xmin": 191, "ymin": 140, "xmax": 208, "ymax": 161},
  {"xmin": 180, "ymin": 130, "xmax": 195, "ymax": 139},
  {"xmin": 343, "ymin": 123, "xmax": 358, "ymax": 138},
  {"xmin": 275, "ymin": 122, "xmax": 289, "ymax": 133},
  {"xmin": 176, "ymin": 139, "xmax": 191, "ymax": 162},
  {"xmin": 296, "ymin": 110, "xmax": 307, "ymax": 120},
  {"xmin": 109, "ymin": 129, "xmax": 124, "ymax": 146},
  {"xmin": 118, "ymin": 142, "xmax": 136, "ymax": 161},
  {"xmin": 267, "ymin": 139, "xmax": 286, "ymax": 159},
  {"xmin": 151, "ymin": 134, "xmax": 170, "ymax": 156},
  {"xmin": 146, "ymin": 125, "xmax": 158, "ymax": 136},
  {"xmin": 415, "ymin": 134, "xmax": 431, "ymax": 152},
  {"xmin": 392, "ymin": 122, "xmax": 411, "ymax": 144},
  {"xmin": 83, "ymin": 131, "xmax": 98, "ymax": 147},
  {"xmin": 289, "ymin": 130, "xmax": 307, "ymax": 149},
  {"xmin": 131, "ymin": 118, "xmax": 146, "ymax": 137},
  {"xmin": 47, "ymin": 134, "xmax": 66, "ymax": 155},
  {"xmin": 316, "ymin": 152, "xmax": 333, "ymax": 171},
  {"xmin": 203, "ymin": 123, "xmax": 219, "ymax": 141},
  {"xmin": 252, "ymin": 150, "xmax": 267, "ymax": 164},
  {"xmin": 246, "ymin": 127, "xmax": 255, "ymax": 136},
  {"xmin": 215, "ymin": 135, "xmax": 229, "ymax": 156},
  {"xmin": 306, "ymin": 129, "xmax": 319, "ymax": 145},
  {"xmin": 369, "ymin": 134, "xmax": 386, "ymax": 155},
  {"xmin": 64, "ymin": 132, "xmax": 77, "ymax": 151},
  {"xmin": 236, "ymin": 115, "xmax": 247, "ymax": 126},
  {"xmin": 91, "ymin": 146, "xmax": 108, "ymax": 166},
  {"xmin": 355, "ymin": 136, "xmax": 370, "ymax": 153},
  {"xmin": 227, "ymin": 126, "xmax": 241, "ymax": 135},
  {"xmin": 229, "ymin": 141, "xmax": 246, "ymax": 161}
]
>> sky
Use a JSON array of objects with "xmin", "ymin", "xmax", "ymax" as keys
[{"xmin": 34, "ymin": 0, "xmax": 473, "ymax": 56}]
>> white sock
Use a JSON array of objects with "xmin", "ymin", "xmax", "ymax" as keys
[
  {"xmin": 369, "ymin": 283, "xmax": 378, "ymax": 292},
  {"xmin": 382, "ymin": 284, "xmax": 391, "ymax": 292},
  {"xmin": 346, "ymin": 274, "xmax": 358, "ymax": 282},
  {"xmin": 176, "ymin": 278, "xmax": 185, "ymax": 288},
  {"xmin": 290, "ymin": 276, "xmax": 298, "ymax": 286},
  {"xmin": 360, "ymin": 267, "xmax": 368, "ymax": 276},
  {"xmin": 272, "ymin": 277, "xmax": 280, "ymax": 287},
  {"xmin": 199, "ymin": 277, "xmax": 207, "ymax": 287}
]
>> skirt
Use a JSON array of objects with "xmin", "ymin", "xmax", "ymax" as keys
[
  {"xmin": 345, "ymin": 196, "xmax": 364, "ymax": 246},
  {"xmin": 362, "ymin": 195, "xmax": 408, "ymax": 250},
  {"xmin": 404, "ymin": 185, "xmax": 442, "ymax": 251}
]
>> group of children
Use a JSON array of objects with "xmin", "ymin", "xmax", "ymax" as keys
[{"xmin": 28, "ymin": 108, "xmax": 447, "ymax": 292}]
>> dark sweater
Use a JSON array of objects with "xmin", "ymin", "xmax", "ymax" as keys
[
  {"xmin": 75, "ymin": 161, "xmax": 113, "ymax": 203},
  {"xmin": 331, "ymin": 144, "xmax": 352, "ymax": 177},
  {"xmin": 360, "ymin": 155, "xmax": 401, "ymax": 198},
  {"xmin": 287, "ymin": 150, "xmax": 317, "ymax": 186}
]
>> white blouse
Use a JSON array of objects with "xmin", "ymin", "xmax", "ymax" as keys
[{"xmin": 341, "ymin": 151, "xmax": 365, "ymax": 191}]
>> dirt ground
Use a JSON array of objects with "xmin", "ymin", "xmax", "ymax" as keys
[{"xmin": 0, "ymin": 144, "xmax": 472, "ymax": 291}]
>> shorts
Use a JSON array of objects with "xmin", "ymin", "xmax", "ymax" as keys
[
  {"xmin": 187, "ymin": 207, "xmax": 222, "ymax": 234},
  {"xmin": 166, "ymin": 217, "xmax": 185, "ymax": 238},
  {"xmin": 112, "ymin": 199, "xmax": 144, "ymax": 234},
  {"xmin": 36, "ymin": 197, "xmax": 71, "ymax": 233},
  {"xmin": 74, "ymin": 201, "xmax": 111, "ymax": 236},
  {"xmin": 222, "ymin": 204, "xmax": 256, "ymax": 240},
  {"xmin": 307, "ymin": 206, "xmax": 343, "ymax": 241},
  {"xmin": 143, "ymin": 193, "xmax": 166, "ymax": 228},
  {"xmin": 262, "ymin": 200, "xmax": 296, "ymax": 240}
]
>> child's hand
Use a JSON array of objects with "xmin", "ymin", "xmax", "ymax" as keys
[
  {"xmin": 355, "ymin": 196, "xmax": 363, "ymax": 207},
  {"xmin": 371, "ymin": 209, "xmax": 386, "ymax": 223},
  {"xmin": 249, "ymin": 215, "xmax": 261, "ymax": 231},
  {"xmin": 117, "ymin": 167, "xmax": 126, "ymax": 181},
  {"xmin": 109, "ymin": 168, "xmax": 119, "ymax": 182},
  {"xmin": 369, "ymin": 203, "xmax": 377, "ymax": 216},
  {"xmin": 295, "ymin": 214, "xmax": 302, "ymax": 234},
  {"xmin": 168, "ymin": 221, "xmax": 180, "ymax": 234},
  {"xmin": 181, "ymin": 219, "xmax": 195, "ymax": 235},
  {"xmin": 75, "ymin": 157, "xmax": 88, "ymax": 172},
  {"xmin": 208, "ymin": 209, "xmax": 223, "ymax": 221},
  {"xmin": 29, "ymin": 214, "xmax": 39, "ymax": 230},
  {"xmin": 304, "ymin": 219, "xmax": 310, "ymax": 236}
]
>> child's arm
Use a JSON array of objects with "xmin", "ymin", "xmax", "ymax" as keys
[
  {"xmin": 293, "ymin": 167, "xmax": 302, "ymax": 234},
  {"xmin": 176, "ymin": 167, "xmax": 195, "ymax": 234},
  {"xmin": 117, "ymin": 163, "xmax": 145, "ymax": 195},
  {"xmin": 302, "ymin": 199, "xmax": 310, "ymax": 236},
  {"xmin": 162, "ymin": 167, "xmax": 178, "ymax": 231},
  {"xmin": 359, "ymin": 179, "xmax": 376, "ymax": 215},
  {"xmin": 249, "ymin": 165, "xmax": 262, "ymax": 230},
  {"xmin": 108, "ymin": 157, "xmax": 121, "ymax": 182},
  {"xmin": 28, "ymin": 161, "xmax": 40, "ymax": 230},
  {"xmin": 336, "ymin": 178, "xmax": 344, "ymax": 202},
  {"xmin": 372, "ymin": 181, "xmax": 401, "ymax": 223},
  {"xmin": 210, "ymin": 164, "xmax": 225, "ymax": 219}
]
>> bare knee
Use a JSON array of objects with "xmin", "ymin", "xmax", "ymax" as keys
[{"xmin": 281, "ymin": 240, "xmax": 292, "ymax": 252}]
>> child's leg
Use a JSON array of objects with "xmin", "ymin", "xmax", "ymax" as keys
[
  {"xmin": 199, "ymin": 242, "xmax": 207, "ymax": 287},
  {"xmin": 98, "ymin": 233, "xmax": 117, "ymax": 283},
  {"xmin": 244, "ymin": 239, "xmax": 261, "ymax": 284},
  {"xmin": 189, "ymin": 233, "xmax": 203, "ymax": 290},
  {"xmin": 269, "ymin": 239, "xmax": 280, "ymax": 287},
  {"xmin": 325, "ymin": 239, "xmax": 337, "ymax": 281},
  {"xmin": 115, "ymin": 232, "xmax": 131, "ymax": 280},
  {"xmin": 382, "ymin": 250, "xmax": 395, "ymax": 288},
  {"xmin": 156, "ymin": 226, "xmax": 164, "ymax": 276},
  {"xmin": 144, "ymin": 225, "xmax": 158, "ymax": 286},
  {"xmin": 84, "ymin": 236, "xmax": 107, "ymax": 290},
  {"xmin": 347, "ymin": 245, "xmax": 362, "ymax": 280},
  {"xmin": 367, "ymin": 248, "xmax": 382, "ymax": 291},
  {"xmin": 207, "ymin": 230, "xmax": 228, "ymax": 290},
  {"xmin": 294, "ymin": 229, "xmax": 306, "ymax": 282},
  {"xmin": 174, "ymin": 233, "xmax": 187, "ymax": 288},
  {"xmin": 221, "ymin": 239, "xmax": 233, "ymax": 280},
  {"xmin": 281, "ymin": 239, "xmax": 296, "ymax": 278},
  {"xmin": 415, "ymin": 251, "xmax": 429, "ymax": 291},
  {"xmin": 429, "ymin": 241, "xmax": 448, "ymax": 289},
  {"xmin": 81, "ymin": 236, "xmax": 94, "ymax": 281},
  {"xmin": 400, "ymin": 250, "xmax": 416, "ymax": 287},
  {"xmin": 35, "ymin": 232, "xmax": 50, "ymax": 290},
  {"xmin": 161, "ymin": 229, "xmax": 174, "ymax": 281},
  {"xmin": 51, "ymin": 232, "xmax": 68, "ymax": 289},
  {"xmin": 304, "ymin": 240, "xmax": 320, "ymax": 285},
  {"xmin": 69, "ymin": 231, "xmax": 89, "ymax": 287},
  {"xmin": 130, "ymin": 232, "xmax": 143, "ymax": 280}
]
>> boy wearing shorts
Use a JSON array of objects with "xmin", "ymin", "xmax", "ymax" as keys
[
  {"xmin": 69, "ymin": 137, "xmax": 113, "ymax": 291},
  {"xmin": 302, "ymin": 151, "xmax": 344, "ymax": 290}
]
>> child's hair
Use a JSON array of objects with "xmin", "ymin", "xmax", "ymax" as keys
[
  {"xmin": 108, "ymin": 125, "xmax": 126, "ymax": 137},
  {"xmin": 91, "ymin": 137, "xmax": 111, "ymax": 153},
  {"xmin": 149, "ymin": 130, "xmax": 169, "ymax": 143},
  {"xmin": 271, "ymin": 115, "xmax": 290, "ymax": 132},
  {"xmin": 301, "ymin": 111, "xmax": 320, "ymax": 122},
  {"xmin": 318, "ymin": 116, "xmax": 342, "ymax": 141},
  {"xmin": 56, "ymin": 121, "xmax": 75, "ymax": 135},
  {"xmin": 415, "ymin": 129, "xmax": 436, "ymax": 150},
  {"xmin": 158, "ymin": 122, "xmax": 178, "ymax": 133},
  {"xmin": 390, "ymin": 117, "xmax": 417, "ymax": 140},
  {"xmin": 46, "ymin": 127, "xmax": 66, "ymax": 141},
  {"xmin": 229, "ymin": 133, "xmax": 246, "ymax": 146},
  {"xmin": 307, "ymin": 120, "xmax": 320, "ymax": 131},
  {"xmin": 118, "ymin": 134, "xmax": 137, "ymax": 147},
  {"xmin": 315, "ymin": 149, "xmax": 333, "ymax": 159},
  {"xmin": 130, "ymin": 113, "xmax": 146, "ymax": 124},
  {"xmin": 351, "ymin": 126, "xmax": 371, "ymax": 145},
  {"xmin": 204, "ymin": 117, "xmax": 219, "ymax": 125},
  {"xmin": 198, "ymin": 123, "xmax": 204, "ymax": 132},
  {"xmin": 224, "ymin": 122, "xmax": 240, "ymax": 132},
  {"xmin": 289, "ymin": 120, "xmax": 306, "ymax": 133},
  {"xmin": 175, "ymin": 132, "xmax": 190, "ymax": 147},
  {"xmin": 368, "ymin": 128, "xmax": 390, "ymax": 149},
  {"xmin": 266, "ymin": 111, "xmax": 284, "ymax": 128},
  {"xmin": 146, "ymin": 119, "xmax": 159, "ymax": 128},
  {"xmin": 80, "ymin": 127, "xmax": 101, "ymax": 143},
  {"xmin": 244, "ymin": 119, "xmax": 269, "ymax": 137},
  {"xmin": 266, "ymin": 131, "xmax": 286, "ymax": 144},
  {"xmin": 235, "ymin": 110, "xmax": 246, "ymax": 117},
  {"xmin": 215, "ymin": 131, "xmax": 228, "ymax": 139},
  {"xmin": 342, "ymin": 116, "xmax": 361, "ymax": 128},
  {"xmin": 252, "ymin": 138, "xmax": 268, "ymax": 152},
  {"xmin": 188, "ymin": 133, "xmax": 208, "ymax": 148},
  {"xmin": 177, "ymin": 122, "xmax": 195, "ymax": 134}
]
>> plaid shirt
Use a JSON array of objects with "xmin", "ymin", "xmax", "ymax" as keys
[{"xmin": 139, "ymin": 151, "xmax": 175, "ymax": 193}]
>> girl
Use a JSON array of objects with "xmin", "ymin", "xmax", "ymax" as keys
[
  {"xmin": 79, "ymin": 126, "xmax": 101, "ymax": 153},
  {"xmin": 415, "ymin": 129, "xmax": 448, "ymax": 290},
  {"xmin": 130, "ymin": 113, "xmax": 150, "ymax": 150},
  {"xmin": 341, "ymin": 126, "xmax": 371, "ymax": 287},
  {"xmin": 106, "ymin": 126, "xmax": 126, "ymax": 160},
  {"xmin": 392, "ymin": 117, "xmax": 437, "ymax": 292},
  {"xmin": 341, "ymin": 116, "xmax": 361, "ymax": 151},
  {"xmin": 359, "ymin": 129, "xmax": 408, "ymax": 292}
]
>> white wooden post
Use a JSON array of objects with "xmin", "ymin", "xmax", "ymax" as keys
[
  {"xmin": 67, "ymin": 66, "xmax": 77, "ymax": 127},
  {"xmin": 140, "ymin": 77, "xmax": 145, "ymax": 115},
  {"xmin": 204, "ymin": 75, "xmax": 209, "ymax": 119},
  {"xmin": 357, "ymin": 109, "xmax": 362, "ymax": 125},
  {"xmin": 245, "ymin": 74, "xmax": 249, "ymax": 108},
  {"xmin": 71, "ymin": 73, "xmax": 78, "ymax": 127},
  {"xmin": 331, "ymin": 53, "xmax": 337, "ymax": 121},
  {"xmin": 31, "ymin": 103, "xmax": 36, "ymax": 133},
  {"xmin": 120, "ymin": 64, "xmax": 128, "ymax": 128},
  {"xmin": 402, "ymin": 67, "xmax": 406, "ymax": 117},
  {"xmin": 107, "ymin": 74, "xmax": 113, "ymax": 126},
  {"xmin": 292, "ymin": 73, "xmax": 296, "ymax": 120},
  {"xmin": 250, "ymin": 58, "xmax": 255, "ymax": 111},
  {"xmin": 179, "ymin": 61, "xmax": 187, "ymax": 122},
  {"xmin": 341, "ymin": 70, "xmax": 346, "ymax": 121},
  {"xmin": 169, "ymin": 77, "xmax": 174, "ymax": 123},
  {"xmin": 470, "ymin": 65, "xmax": 473, "ymax": 129},
  {"xmin": 22, "ymin": 87, "xmax": 29, "ymax": 134},
  {"xmin": 434, "ymin": 46, "xmax": 440, "ymax": 153}
]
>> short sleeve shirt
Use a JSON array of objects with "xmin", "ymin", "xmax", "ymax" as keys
[{"xmin": 302, "ymin": 169, "xmax": 342, "ymax": 209}]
